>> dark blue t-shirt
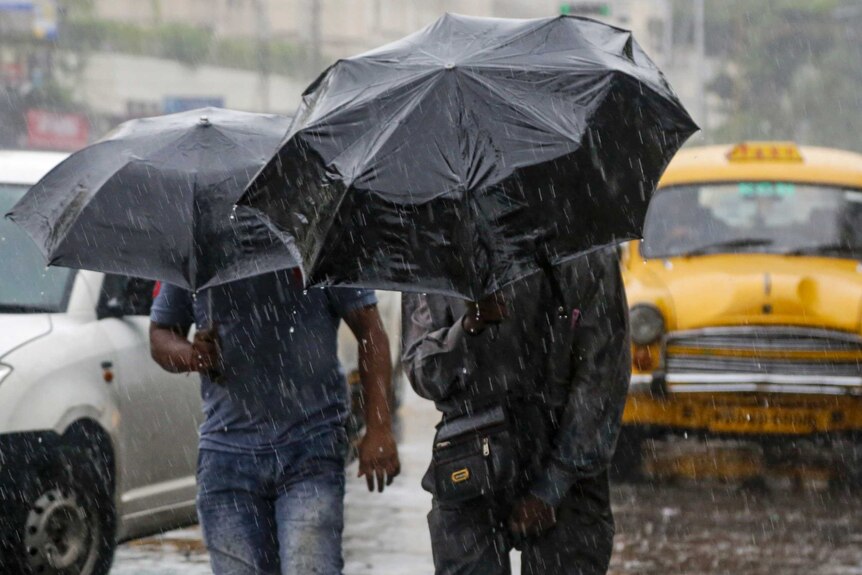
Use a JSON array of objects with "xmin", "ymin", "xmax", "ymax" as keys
[{"xmin": 150, "ymin": 270, "xmax": 377, "ymax": 453}]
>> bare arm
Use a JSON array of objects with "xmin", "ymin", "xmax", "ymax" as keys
[
  {"xmin": 343, "ymin": 304, "xmax": 401, "ymax": 492},
  {"xmin": 343, "ymin": 304, "xmax": 393, "ymax": 432}
]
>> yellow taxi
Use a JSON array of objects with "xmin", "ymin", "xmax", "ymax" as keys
[{"xmin": 618, "ymin": 142, "xmax": 862, "ymax": 476}]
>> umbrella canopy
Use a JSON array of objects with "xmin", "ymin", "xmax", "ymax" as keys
[
  {"xmin": 7, "ymin": 107, "xmax": 299, "ymax": 291},
  {"xmin": 239, "ymin": 13, "xmax": 698, "ymax": 301}
]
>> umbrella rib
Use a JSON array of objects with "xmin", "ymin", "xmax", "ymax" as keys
[
  {"xmin": 188, "ymin": 171, "xmax": 200, "ymax": 291},
  {"xmin": 452, "ymin": 72, "xmax": 481, "ymax": 299},
  {"xmin": 208, "ymin": 121, "xmax": 287, "ymax": 143},
  {"xmin": 459, "ymin": 67, "xmax": 607, "ymax": 145},
  {"xmin": 459, "ymin": 17, "xmax": 558, "ymax": 65},
  {"xmin": 325, "ymin": 72, "xmax": 447, "ymax": 190},
  {"xmin": 303, "ymin": 66, "xmax": 440, "ymax": 130}
]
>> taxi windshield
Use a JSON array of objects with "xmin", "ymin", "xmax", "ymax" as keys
[
  {"xmin": 0, "ymin": 184, "xmax": 75, "ymax": 313},
  {"xmin": 641, "ymin": 182, "xmax": 862, "ymax": 260}
]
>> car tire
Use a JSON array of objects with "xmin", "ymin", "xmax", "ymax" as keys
[
  {"xmin": 610, "ymin": 426, "xmax": 646, "ymax": 483},
  {"xmin": 0, "ymin": 444, "xmax": 116, "ymax": 575}
]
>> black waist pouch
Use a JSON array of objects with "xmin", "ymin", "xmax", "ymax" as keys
[{"xmin": 431, "ymin": 405, "xmax": 519, "ymax": 504}]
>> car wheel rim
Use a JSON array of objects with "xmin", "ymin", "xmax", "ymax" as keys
[{"xmin": 24, "ymin": 488, "xmax": 100, "ymax": 575}]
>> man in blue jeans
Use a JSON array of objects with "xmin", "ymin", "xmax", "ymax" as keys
[{"xmin": 149, "ymin": 269, "xmax": 400, "ymax": 574}]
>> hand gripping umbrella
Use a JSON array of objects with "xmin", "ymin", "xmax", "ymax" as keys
[
  {"xmin": 239, "ymin": 13, "xmax": 698, "ymax": 301},
  {"xmin": 7, "ymin": 107, "xmax": 299, "ymax": 292}
]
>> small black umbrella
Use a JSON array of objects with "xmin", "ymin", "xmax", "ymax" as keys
[
  {"xmin": 239, "ymin": 13, "xmax": 698, "ymax": 301},
  {"xmin": 7, "ymin": 107, "xmax": 298, "ymax": 292}
]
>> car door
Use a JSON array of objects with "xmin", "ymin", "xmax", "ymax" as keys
[{"xmin": 97, "ymin": 275, "xmax": 201, "ymax": 520}]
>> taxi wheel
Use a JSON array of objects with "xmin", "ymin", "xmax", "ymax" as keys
[
  {"xmin": 610, "ymin": 427, "xmax": 646, "ymax": 482},
  {"xmin": 1, "ymin": 444, "xmax": 116, "ymax": 575}
]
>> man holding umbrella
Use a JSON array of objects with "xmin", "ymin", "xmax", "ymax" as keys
[
  {"xmin": 150, "ymin": 271, "xmax": 400, "ymax": 575},
  {"xmin": 402, "ymin": 248, "xmax": 629, "ymax": 574}
]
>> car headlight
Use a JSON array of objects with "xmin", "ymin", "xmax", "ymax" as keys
[
  {"xmin": 629, "ymin": 304, "xmax": 664, "ymax": 345},
  {"xmin": 0, "ymin": 364, "xmax": 11, "ymax": 385}
]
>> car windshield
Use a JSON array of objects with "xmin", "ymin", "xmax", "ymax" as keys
[
  {"xmin": 641, "ymin": 182, "xmax": 862, "ymax": 259},
  {"xmin": 0, "ymin": 184, "xmax": 75, "ymax": 313}
]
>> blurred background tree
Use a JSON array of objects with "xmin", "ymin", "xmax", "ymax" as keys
[{"xmin": 690, "ymin": 0, "xmax": 862, "ymax": 151}]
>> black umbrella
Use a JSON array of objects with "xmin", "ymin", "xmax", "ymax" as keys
[
  {"xmin": 7, "ymin": 107, "xmax": 298, "ymax": 292},
  {"xmin": 239, "ymin": 13, "xmax": 698, "ymax": 301}
]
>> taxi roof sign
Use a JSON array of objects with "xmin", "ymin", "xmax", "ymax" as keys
[{"xmin": 727, "ymin": 142, "xmax": 804, "ymax": 163}]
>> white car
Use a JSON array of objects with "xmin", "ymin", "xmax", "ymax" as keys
[
  {"xmin": 0, "ymin": 150, "xmax": 202, "ymax": 575},
  {"xmin": 0, "ymin": 150, "xmax": 404, "ymax": 575}
]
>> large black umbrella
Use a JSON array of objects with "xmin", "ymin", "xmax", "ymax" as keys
[
  {"xmin": 7, "ymin": 107, "xmax": 298, "ymax": 291},
  {"xmin": 239, "ymin": 13, "xmax": 698, "ymax": 300}
]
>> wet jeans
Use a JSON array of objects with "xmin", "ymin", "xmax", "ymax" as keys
[
  {"xmin": 427, "ymin": 472, "xmax": 615, "ymax": 575},
  {"xmin": 196, "ymin": 429, "xmax": 348, "ymax": 575}
]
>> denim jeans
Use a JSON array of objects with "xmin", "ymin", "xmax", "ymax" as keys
[{"xmin": 196, "ymin": 428, "xmax": 348, "ymax": 575}]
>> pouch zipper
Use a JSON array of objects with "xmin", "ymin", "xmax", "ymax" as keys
[
  {"xmin": 433, "ymin": 436, "xmax": 493, "ymax": 466},
  {"xmin": 434, "ymin": 422, "xmax": 508, "ymax": 452}
]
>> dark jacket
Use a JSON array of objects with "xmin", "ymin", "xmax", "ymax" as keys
[{"xmin": 401, "ymin": 247, "xmax": 631, "ymax": 506}]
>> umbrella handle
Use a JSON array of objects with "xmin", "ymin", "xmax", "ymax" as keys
[
  {"xmin": 206, "ymin": 292, "xmax": 227, "ymax": 385},
  {"xmin": 535, "ymin": 250, "xmax": 569, "ymax": 319},
  {"xmin": 192, "ymin": 290, "xmax": 227, "ymax": 385}
]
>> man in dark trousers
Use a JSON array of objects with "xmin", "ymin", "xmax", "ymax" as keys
[
  {"xmin": 402, "ymin": 247, "xmax": 630, "ymax": 575},
  {"xmin": 150, "ymin": 269, "xmax": 400, "ymax": 575}
]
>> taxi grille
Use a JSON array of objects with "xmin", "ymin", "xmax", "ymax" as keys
[{"xmin": 665, "ymin": 327, "xmax": 862, "ymax": 378}]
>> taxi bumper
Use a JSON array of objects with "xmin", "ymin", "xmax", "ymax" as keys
[
  {"xmin": 625, "ymin": 372, "xmax": 862, "ymax": 435},
  {"xmin": 630, "ymin": 372, "xmax": 862, "ymax": 396}
]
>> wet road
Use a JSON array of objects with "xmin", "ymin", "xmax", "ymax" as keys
[{"xmin": 112, "ymin": 389, "xmax": 862, "ymax": 575}]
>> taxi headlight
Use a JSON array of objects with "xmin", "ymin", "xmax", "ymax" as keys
[
  {"xmin": 629, "ymin": 305, "xmax": 665, "ymax": 345},
  {"xmin": 0, "ymin": 364, "xmax": 11, "ymax": 385}
]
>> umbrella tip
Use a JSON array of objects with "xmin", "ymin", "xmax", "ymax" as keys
[{"xmin": 199, "ymin": 115, "xmax": 211, "ymax": 126}]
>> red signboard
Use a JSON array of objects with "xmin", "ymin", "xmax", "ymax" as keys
[{"xmin": 26, "ymin": 108, "xmax": 89, "ymax": 151}]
